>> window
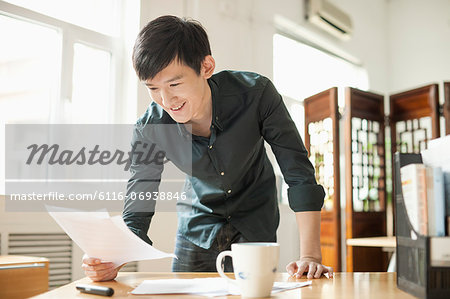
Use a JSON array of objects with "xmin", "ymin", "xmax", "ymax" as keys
[
  {"xmin": 273, "ymin": 33, "xmax": 369, "ymax": 137},
  {"xmin": 273, "ymin": 33, "xmax": 369, "ymax": 205},
  {"xmin": 0, "ymin": 14, "xmax": 60, "ymax": 124},
  {"xmin": 0, "ymin": 0, "xmax": 139, "ymax": 193},
  {"xmin": 0, "ymin": 0, "xmax": 139, "ymax": 125},
  {"xmin": 70, "ymin": 43, "xmax": 112, "ymax": 123},
  {"xmin": 3, "ymin": 0, "xmax": 121, "ymax": 36},
  {"xmin": 273, "ymin": 33, "xmax": 369, "ymax": 108}
]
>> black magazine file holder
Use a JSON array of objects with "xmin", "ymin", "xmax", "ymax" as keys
[{"xmin": 394, "ymin": 152, "xmax": 450, "ymax": 299}]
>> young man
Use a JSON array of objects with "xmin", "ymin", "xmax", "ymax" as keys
[{"xmin": 82, "ymin": 15, "xmax": 332, "ymax": 281}]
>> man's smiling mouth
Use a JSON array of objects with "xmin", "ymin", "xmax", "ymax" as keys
[{"xmin": 170, "ymin": 102, "xmax": 186, "ymax": 111}]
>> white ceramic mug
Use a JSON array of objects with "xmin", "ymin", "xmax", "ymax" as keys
[{"xmin": 216, "ymin": 242, "xmax": 280, "ymax": 297}]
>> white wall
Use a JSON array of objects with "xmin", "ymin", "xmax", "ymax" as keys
[
  {"xmin": 137, "ymin": 0, "xmax": 390, "ymax": 109},
  {"xmin": 330, "ymin": 0, "xmax": 389, "ymax": 93},
  {"xmin": 387, "ymin": 0, "xmax": 450, "ymax": 94}
]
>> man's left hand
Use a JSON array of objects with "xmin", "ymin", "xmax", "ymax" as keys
[{"xmin": 286, "ymin": 257, "xmax": 333, "ymax": 279}]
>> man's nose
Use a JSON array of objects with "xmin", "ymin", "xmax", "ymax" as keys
[{"xmin": 160, "ymin": 89, "xmax": 174, "ymax": 107}]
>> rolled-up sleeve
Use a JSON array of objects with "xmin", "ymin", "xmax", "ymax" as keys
[
  {"xmin": 259, "ymin": 79, "xmax": 325, "ymax": 212},
  {"xmin": 122, "ymin": 124, "xmax": 165, "ymax": 245}
]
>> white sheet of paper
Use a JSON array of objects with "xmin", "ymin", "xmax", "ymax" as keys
[
  {"xmin": 131, "ymin": 277, "xmax": 312, "ymax": 297},
  {"xmin": 47, "ymin": 205, "xmax": 175, "ymax": 267},
  {"xmin": 422, "ymin": 135, "xmax": 450, "ymax": 171}
]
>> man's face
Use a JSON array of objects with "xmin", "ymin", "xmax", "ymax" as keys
[{"xmin": 144, "ymin": 59, "xmax": 211, "ymax": 124}]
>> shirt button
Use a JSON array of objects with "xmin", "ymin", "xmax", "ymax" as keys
[
  {"xmin": 209, "ymin": 145, "xmax": 213, "ymax": 149},
  {"xmin": 220, "ymin": 172, "xmax": 225, "ymax": 176},
  {"xmin": 211, "ymin": 125, "xmax": 215, "ymax": 128},
  {"xmin": 227, "ymin": 189, "xmax": 232, "ymax": 194}
]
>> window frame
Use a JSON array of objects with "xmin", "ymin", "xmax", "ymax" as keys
[{"xmin": 0, "ymin": 0, "xmax": 125, "ymax": 123}]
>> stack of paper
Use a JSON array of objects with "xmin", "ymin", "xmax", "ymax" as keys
[
  {"xmin": 421, "ymin": 135, "xmax": 450, "ymax": 266},
  {"xmin": 422, "ymin": 135, "xmax": 450, "ymax": 235},
  {"xmin": 400, "ymin": 163, "xmax": 428, "ymax": 235},
  {"xmin": 131, "ymin": 277, "xmax": 312, "ymax": 297}
]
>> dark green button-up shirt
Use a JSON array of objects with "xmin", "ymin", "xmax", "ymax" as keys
[{"xmin": 123, "ymin": 70, "xmax": 325, "ymax": 249}]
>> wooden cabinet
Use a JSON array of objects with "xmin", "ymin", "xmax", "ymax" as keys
[
  {"xmin": 444, "ymin": 82, "xmax": 450, "ymax": 135},
  {"xmin": 389, "ymin": 84, "xmax": 442, "ymax": 234},
  {"xmin": 0, "ymin": 255, "xmax": 49, "ymax": 299},
  {"xmin": 304, "ymin": 83, "xmax": 450, "ymax": 272},
  {"xmin": 304, "ymin": 82, "xmax": 450, "ymax": 272},
  {"xmin": 344, "ymin": 88, "xmax": 387, "ymax": 271},
  {"xmin": 304, "ymin": 87, "xmax": 341, "ymax": 271}
]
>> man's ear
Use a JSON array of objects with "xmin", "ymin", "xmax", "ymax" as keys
[{"xmin": 201, "ymin": 55, "xmax": 215, "ymax": 79}]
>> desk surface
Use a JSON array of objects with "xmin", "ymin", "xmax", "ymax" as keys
[
  {"xmin": 0, "ymin": 255, "xmax": 49, "ymax": 265},
  {"xmin": 346, "ymin": 236, "xmax": 396, "ymax": 248},
  {"xmin": 33, "ymin": 272, "xmax": 415, "ymax": 299},
  {"xmin": 0, "ymin": 255, "xmax": 49, "ymax": 299}
]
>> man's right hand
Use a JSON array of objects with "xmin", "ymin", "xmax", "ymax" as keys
[{"xmin": 82, "ymin": 254, "xmax": 123, "ymax": 282}]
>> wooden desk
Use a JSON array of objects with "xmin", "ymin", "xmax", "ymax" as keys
[
  {"xmin": 346, "ymin": 237, "xmax": 397, "ymax": 272},
  {"xmin": 346, "ymin": 236, "xmax": 396, "ymax": 248},
  {"xmin": 0, "ymin": 255, "xmax": 49, "ymax": 299},
  {"xmin": 33, "ymin": 272, "xmax": 415, "ymax": 298}
]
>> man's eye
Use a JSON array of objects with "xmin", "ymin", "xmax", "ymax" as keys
[
  {"xmin": 170, "ymin": 83, "xmax": 180, "ymax": 87},
  {"xmin": 149, "ymin": 87, "xmax": 158, "ymax": 91}
]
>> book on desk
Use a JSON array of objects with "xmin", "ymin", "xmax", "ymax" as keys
[{"xmin": 394, "ymin": 152, "xmax": 450, "ymax": 299}]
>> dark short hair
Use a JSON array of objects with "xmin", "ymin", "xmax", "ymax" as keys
[{"xmin": 132, "ymin": 15, "xmax": 212, "ymax": 81}]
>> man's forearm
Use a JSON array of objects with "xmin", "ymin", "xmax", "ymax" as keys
[
  {"xmin": 295, "ymin": 211, "xmax": 322, "ymax": 262},
  {"xmin": 122, "ymin": 210, "xmax": 154, "ymax": 245}
]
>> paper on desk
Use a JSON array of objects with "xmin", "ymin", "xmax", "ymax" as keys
[
  {"xmin": 131, "ymin": 277, "xmax": 312, "ymax": 297},
  {"xmin": 46, "ymin": 205, "xmax": 175, "ymax": 267}
]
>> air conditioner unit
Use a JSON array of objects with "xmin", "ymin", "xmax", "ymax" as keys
[{"xmin": 305, "ymin": 0, "xmax": 353, "ymax": 40}]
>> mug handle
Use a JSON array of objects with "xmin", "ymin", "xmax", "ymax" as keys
[{"xmin": 216, "ymin": 250, "xmax": 236, "ymax": 284}]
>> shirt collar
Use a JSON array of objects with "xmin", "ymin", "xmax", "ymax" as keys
[
  {"xmin": 176, "ymin": 122, "xmax": 189, "ymax": 138},
  {"xmin": 208, "ymin": 77, "xmax": 223, "ymax": 131}
]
